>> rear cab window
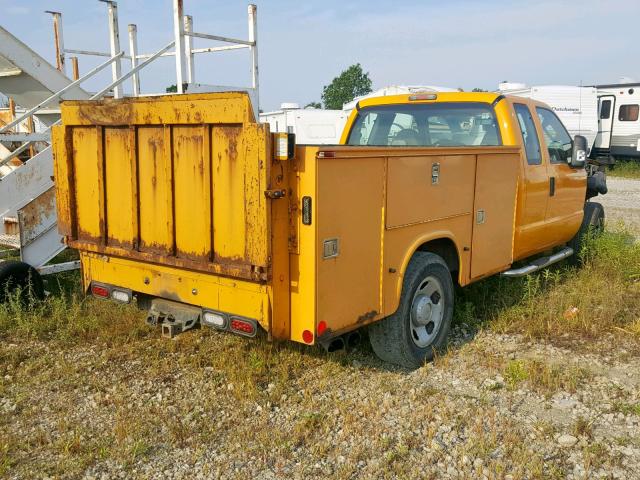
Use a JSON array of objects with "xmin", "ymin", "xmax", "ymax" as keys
[
  {"xmin": 513, "ymin": 103, "xmax": 542, "ymax": 165},
  {"xmin": 346, "ymin": 102, "xmax": 502, "ymax": 147}
]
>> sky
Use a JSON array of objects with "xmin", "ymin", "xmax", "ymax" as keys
[{"xmin": 1, "ymin": 0, "xmax": 638, "ymax": 111}]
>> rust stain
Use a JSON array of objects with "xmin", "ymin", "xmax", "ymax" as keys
[
  {"xmin": 76, "ymin": 101, "xmax": 135, "ymax": 126},
  {"xmin": 357, "ymin": 310, "xmax": 378, "ymax": 324},
  {"xmin": 20, "ymin": 187, "xmax": 56, "ymax": 235}
]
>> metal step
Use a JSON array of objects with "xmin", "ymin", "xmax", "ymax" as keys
[{"xmin": 501, "ymin": 247, "xmax": 574, "ymax": 278}]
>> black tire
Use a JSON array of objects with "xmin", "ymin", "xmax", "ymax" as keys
[
  {"xmin": 369, "ymin": 252, "xmax": 454, "ymax": 369},
  {"xmin": 0, "ymin": 260, "xmax": 45, "ymax": 303},
  {"xmin": 568, "ymin": 202, "xmax": 605, "ymax": 265}
]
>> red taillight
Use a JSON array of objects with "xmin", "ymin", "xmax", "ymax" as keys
[
  {"xmin": 91, "ymin": 284, "xmax": 109, "ymax": 298},
  {"xmin": 230, "ymin": 318, "xmax": 256, "ymax": 337},
  {"xmin": 317, "ymin": 321, "xmax": 327, "ymax": 336},
  {"xmin": 302, "ymin": 329, "xmax": 313, "ymax": 344}
]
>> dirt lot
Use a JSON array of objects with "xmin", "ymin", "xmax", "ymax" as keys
[{"xmin": 1, "ymin": 179, "xmax": 639, "ymax": 480}]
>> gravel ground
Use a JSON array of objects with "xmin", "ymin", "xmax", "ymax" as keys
[
  {"xmin": 599, "ymin": 177, "xmax": 640, "ymax": 233},
  {"xmin": 2, "ymin": 331, "xmax": 640, "ymax": 480},
  {"xmin": 1, "ymin": 178, "xmax": 638, "ymax": 480}
]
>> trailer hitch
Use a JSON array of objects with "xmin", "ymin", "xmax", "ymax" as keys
[{"xmin": 146, "ymin": 298, "xmax": 201, "ymax": 338}]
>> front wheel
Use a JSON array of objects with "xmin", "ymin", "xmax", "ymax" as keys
[
  {"xmin": 568, "ymin": 202, "xmax": 605, "ymax": 265},
  {"xmin": 369, "ymin": 252, "xmax": 454, "ymax": 369}
]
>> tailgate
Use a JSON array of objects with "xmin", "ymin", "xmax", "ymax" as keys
[{"xmin": 52, "ymin": 92, "xmax": 272, "ymax": 282}]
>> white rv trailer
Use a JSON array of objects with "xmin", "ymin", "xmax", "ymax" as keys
[
  {"xmin": 592, "ymin": 82, "xmax": 640, "ymax": 161},
  {"xmin": 498, "ymin": 83, "xmax": 599, "ymax": 154},
  {"xmin": 260, "ymin": 103, "xmax": 348, "ymax": 144}
]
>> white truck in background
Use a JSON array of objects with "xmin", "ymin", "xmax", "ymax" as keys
[{"xmin": 498, "ymin": 83, "xmax": 599, "ymax": 155}]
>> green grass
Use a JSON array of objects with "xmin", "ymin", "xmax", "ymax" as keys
[
  {"xmin": 608, "ymin": 160, "xmax": 640, "ymax": 179},
  {"xmin": 0, "ymin": 226, "xmax": 638, "ymax": 479},
  {"xmin": 454, "ymin": 225, "xmax": 640, "ymax": 344}
]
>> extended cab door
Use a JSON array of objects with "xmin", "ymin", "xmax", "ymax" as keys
[
  {"xmin": 512, "ymin": 102, "xmax": 552, "ymax": 258},
  {"xmin": 534, "ymin": 106, "xmax": 586, "ymax": 243}
]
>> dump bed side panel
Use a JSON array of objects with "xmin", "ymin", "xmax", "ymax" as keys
[{"xmin": 55, "ymin": 93, "xmax": 271, "ymax": 282}]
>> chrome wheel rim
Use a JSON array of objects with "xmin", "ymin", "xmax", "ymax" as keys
[{"xmin": 410, "ymin": 275, "xmax": 444, "ymax": 348}]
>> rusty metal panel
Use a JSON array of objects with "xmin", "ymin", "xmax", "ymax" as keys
[
  {"xmin": 137, "ymin": 126, "xmax": 173, "ymax": 255},
  {"xmin": 60, "ymin": 92, "xmax": 254, "ymax": 126},
  {"xmin": 52, "ymin": 125, "xmax": 74, "ymax": 237},
  {"xmin": 72, "ymin": 127, "xmax": 102, "ymax": 242},
  {"xmin": 211, "ymin": 123, "xmax": 269, "ymax": 268},
  {"xmin": 173, "ymin": 125, "xmax": 211, "ymax": 262},
  {"xmin": 56, "ymin": 93, "xmax": 271, "ymax": 282},
  {"xmin": 104, "ymin": 127, "xmax": 136, "ymax": 248}
]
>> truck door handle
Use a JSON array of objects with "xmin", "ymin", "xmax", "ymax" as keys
[{"xmin": 549, "ymin": 177, "xmax": 555, "ymax": 197}]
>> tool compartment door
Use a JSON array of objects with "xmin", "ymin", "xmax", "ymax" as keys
[
  {"xmin": 470, "ymin": 152, "xmax": 520, "ymax": 279},
  {"xmin": 53, "ymin": 93, "xmax": 271, "ymax": 282}
]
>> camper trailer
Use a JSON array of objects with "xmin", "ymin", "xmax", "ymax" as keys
[
  {"xmin": 260, "ymin": 104, "xmax": 348, "ymax": 145},
  {"xmin": 593, "ymin": 82, "xmax": 640, "ymax": 161},
  {"xmin": 498, "ymin": 83, "xmax": 599, "ymax": 154}
]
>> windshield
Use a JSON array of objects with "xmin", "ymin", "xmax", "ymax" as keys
[{"xmin": 346, "ymin": 102, "xmax": 501, "ymax": 147}]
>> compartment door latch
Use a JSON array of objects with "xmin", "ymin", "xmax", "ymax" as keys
[{"xmin": 265, "ymin": 189, "xmax": 287, "ymax": 199}]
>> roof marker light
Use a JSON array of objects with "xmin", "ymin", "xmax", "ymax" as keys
[{"xmin": 409, "ymin": 93, "xmax": 438, "ymax": 101}]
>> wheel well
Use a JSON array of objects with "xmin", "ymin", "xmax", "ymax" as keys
[{"xmin": 416, "ymin": 238, "xmax": 460, "ymax": 278}]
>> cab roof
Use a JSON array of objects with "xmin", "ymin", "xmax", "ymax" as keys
[{"xmin": 355, "ymin": 91, "xmax": 503, "ymax": 109}]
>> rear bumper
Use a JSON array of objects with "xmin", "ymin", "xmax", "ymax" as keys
[{"xmin": 80, "ymin": 252, "xmax": 270, "ymax": 331}]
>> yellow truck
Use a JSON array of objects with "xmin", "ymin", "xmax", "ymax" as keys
[{"xmin": 51, "ymin": 90, "xmax": 606, "ymax": 368}]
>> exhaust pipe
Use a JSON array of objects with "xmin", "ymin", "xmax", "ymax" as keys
[
  {"xmin": 326, "ymin": 337, "xmax": 345, "ymax": 353},
  {"xmin": 346, "ymin": 330, "xmax": 361, "ymax": 349}
]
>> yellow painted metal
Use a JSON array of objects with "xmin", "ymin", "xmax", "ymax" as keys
[
  {"xmin": 56, "ymin": 93, "xmax": 271, "ymax": 282},
  {"xmin": 288, "ymin": 146, "xmax": 318, "ymax": 344},
  {"xmin": 137, "ymin": 126, "xmax": 173, "ymax": 254},
  {"xmin": 80, "ymin": 252, "xmax": 270, "ymax": 328},
  {"xmin": 316, "ymin": 154, "xmax": 385, "ymax": 334},
  {"xmin": 469, "ymin": 153, "xmax": 520, "ymax": 279}
]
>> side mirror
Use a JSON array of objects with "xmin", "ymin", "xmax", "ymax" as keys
[{"xmin": 570, "ymin": 135, "xmax": 587, "ymax": 168}]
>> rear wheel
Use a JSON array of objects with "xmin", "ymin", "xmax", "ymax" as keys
[
  {"xmin": 369, "ymin": 252, "xmax": 454, "ymax": 369},
  {"xmin": 568, "ymin": 202, "xmax": 605, "ymax": 264},
  {"xmin": 0, "ymin": 260, "xmax": 45, "ymax": 303}
]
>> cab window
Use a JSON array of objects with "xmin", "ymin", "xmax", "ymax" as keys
[
  {"xmin": 346, "ymin": 103, "xmax": 501, "ymax": 147},
  {"xmin": 514, "ymin": 104, "xmax": 541, "ymax": 165},
  {"xmin": 536, "ymin": 107, "xmax": 573, "ymax": 164}
]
